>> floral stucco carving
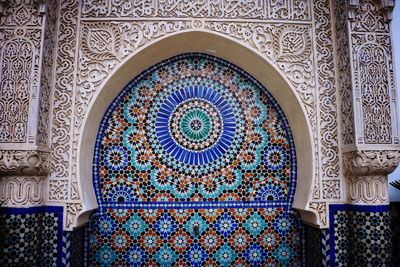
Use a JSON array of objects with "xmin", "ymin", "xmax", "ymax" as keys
[
  {"xmin": 0, "ymin": 150, "xmax": 50, "ymax": 177},
  {"xmin": 343, "ymin": 150, "xmax": 400, "ymax": 176},
  {"xmin": 0, "ymin": 176, "xmax": 45, "ymax": 206},
  {"xmin": 347, "ymin": 175, "xmax": 388, "ymax": 204},
  {"xmin": 344, "ymin": 150, "xmax": 400, "ymax": 205}
]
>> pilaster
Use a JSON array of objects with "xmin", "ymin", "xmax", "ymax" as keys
[
  {"xmin": 340, "ymin": 0, "xmax": 400, "ymax": 203},
  {"xmin": 0, "ymin": 0, "xmax": 59, "ymax": 207},
  {"xmin": 333, "ymin": 0, "xmax": 399, "ymax": 265}
]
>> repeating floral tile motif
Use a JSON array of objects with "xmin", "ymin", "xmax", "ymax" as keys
[
  {"xmin": 392, "ymin": 203, "xmax": 400, "ymax": 264},
  {"xmin": 88, "ymin": 53, "xmax": 303, "ymax": 266},
  {"xmin": 0, "ymin": 207, "xmax": 62, "ymax": 267},
  {"xmin": 87, "ymin": 208, "xmax": 303, "ymax": 266},
  {"xmin": 331, "ymin": 206, "xmax": 392, "ymax": 267}
]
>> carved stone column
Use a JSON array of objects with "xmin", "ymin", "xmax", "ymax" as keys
[
  {"xmin": 0, "ymin": 0, "xmax": 57, "ymax": 206},
  {"xmin": 344, "ymin": 150, "xmax": 400, "ymax": 205},
  {"xmin": 0, "ymin": 1, "xmax": 62, "ymax": 266},
  {"xmin": 332, "ymin": 0, "xmax": 398, "ymax": 265}
]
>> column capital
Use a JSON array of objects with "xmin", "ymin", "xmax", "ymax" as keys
[
  {"xmin": 347, "ymin": 0, "xmax": 395, "ymax": 21},
  {"xmin": 343, "ymin": 150, "xmax": 400, "ymax": 176},
  {"xmin": 0, "ymin": 150, "xmax": 51, "ymax": 177}
]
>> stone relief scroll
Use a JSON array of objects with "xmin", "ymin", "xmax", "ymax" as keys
[{"xmin": 80, "ymin": 0, "xmax": 311, "ymax": 21}]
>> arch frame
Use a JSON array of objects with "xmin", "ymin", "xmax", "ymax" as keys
[{"xmin": 75, "ymin": 30, "xmax": 319, "ymax": 229}]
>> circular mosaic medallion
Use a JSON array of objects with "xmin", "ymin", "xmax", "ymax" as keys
[
  {"xmin": 147, "ymin": 79, "xmax": 246, "ymax": 175},
  {"xmin": 156, "ymin": 87, "xmax": 235, "ymax": 165},
  {"xmin": 95, "ymin": 53, "xmax": 296, "ymax": 203}
]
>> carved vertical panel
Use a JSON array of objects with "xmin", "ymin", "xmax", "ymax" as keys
[
  {"xmin": 0, "ymin": 34, "xmax": 36, "ymax": 142},
  {"xmin": 349, "ymin": 0, "xmax": 396, "ymax": 145},
  {"xmin": 47, "ymin": 0, "xmax": 80, "ymax": 214},
  {"xmin": 313, "ymin": 0, "xmax": 340, "ymax": 202},
  {"xmin": 50, "ymin": 0, "xmax": 79, "ymax": 180},
  {"xmin": 0, "ymin": 1, "xmax": 43, "ymax": 144},
  {"xmin": 332, "ymin": 0, "xmax": 355, "ymax": 146},
  {"xmin": 37, "ymin": 0, "xmax": 59, "ymax": 146},
  {"xmin": 353, "ymin": 35, "xmax": 393, "ymax": 144}
]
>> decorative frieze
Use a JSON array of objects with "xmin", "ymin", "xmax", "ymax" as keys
[
  {"xmin": 333, "ymin": 0, "xmax": 355, "ymax": 146},
  {"xmin": 0, "ymin": 150, "xmax": 50, "ymax": 176},
  {"xmin": 346, "ymin": 0, "xmax": 398, "ymax": 145},
  {"xmin": 50, "ymin": 0, "xmax": 79, "ymax": 180},
  {"xmin": 0, "ymin": 27, "xmax": 41, "ymax": 143},
  {"xmin": 37, "ymin": 0, "xmax": 59, "ymax": 146},
  {"xmin": 344, "ymin": 150, "xmax": 399, "ymax": 205},
  {"xmin": 314, "ymin": 0, "xmax": 339, "ymax": 179},
  {"xmin": 0, "ymin": 176, "xmax": 45, "ymax": 206},
  {"xmin": 80, "ymin": 0, "xmax": 311, "ymax": 21},
  {"xmin": 347, "ymin": 175, "xmax": 388, "ymax": 204},
  {"xmin": 343, "ymin": 150, "xmax": 400, "ymax": 176}
]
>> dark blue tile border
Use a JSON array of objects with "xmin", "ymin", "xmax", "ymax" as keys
[
  {"xmin": 0, "ymin": 206, "xmax": 64, "ymax": 267},
  {"xmin": 328, "ymin": 204, "xmax": 390, "ymax": 267}
]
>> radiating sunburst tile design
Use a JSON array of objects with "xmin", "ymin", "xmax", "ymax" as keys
[{"xmin": 88, "ymin": 53, "xmax": 303, "ymax": 266}]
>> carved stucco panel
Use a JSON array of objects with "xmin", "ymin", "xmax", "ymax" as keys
[
  {"xmin": 80, "ymin": 0, "xmax": 311, "ymax": 21},
  {"xmin": 37, "ymin": 0, "xmax": 59, "ymax": 146},
  {"xmin": 351, "ymin": 33, "xmax": 395, "ymax": 144},
  {"xmin": 349, "ymin": 0, "xmax": 389, "ymax": 33},
  {"xmin": 312, "ymin": 0, "xmax": 340, "ymax": 204},
  {"xmin": 64, "ymin": 19, "xmax": 320, "ymax": 229},
  {"xmin": 333, "ymin": 0, "xmax": 355, "ymax": 146},
  {"xmin": 0, "ymin": 176, "xmax": 46, "ymax": 207},
  {"xmin": 0, "ymin": 0, "xmax": 43, "ymax": 27},
  {"xmin": 347, "ymin": 175, "xmax": 388, "ymax": 205},
  {"xmin": 0, "ymin": 150, "xmax": 50, "ymax": 177},
  {"xmin": 49, "ymin": 0, "xmax": 79, "ymax": 181},
  {"xmin": 204, "ymin": 22, "xmax": 315, "ymax": 118},
  {"xmin": 0, "ymin": 28, "xmax": 42, "ymax": 143},
  {"xmin": 43, "ymin": 0, "xmax": 352, "ymax": 229}
]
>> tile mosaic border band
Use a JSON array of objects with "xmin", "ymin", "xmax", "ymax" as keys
[
  {"xmin": 0, "ymin": 206, "xmax": 64, "ymax": 267},
  {"xmin": 328, "ymin": 204, "xmax": 390, "ymax": 267},
  {"xmin": 98, "ymin": 201, "xmax": 292, "ymax": 210}
]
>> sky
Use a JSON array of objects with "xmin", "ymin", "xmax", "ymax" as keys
[{"xmin": 388, "ymin": 4, "xmax": 400, "ymax": 201}]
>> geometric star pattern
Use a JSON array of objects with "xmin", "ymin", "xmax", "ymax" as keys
[{"xmin": 89, "ymin": 54, "xmax": 303, "ymax": 266}]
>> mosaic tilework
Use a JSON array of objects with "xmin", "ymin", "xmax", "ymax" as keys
[
  {"xmin": 329, "ymin": 205, "xmax": 392, "ymax": 267},
  {"xmin": 391, "ymin": 203, "xmax": 400, "ymax": 265},
  {"xmin": 94, "ymin": 53, "xmax": 296, "ymax": 206},
  {"xmin": 303, "ymin": 225, "xmax": 330, "ymax": 267},
  {"xmin": 0, "ymin": 207, "xmax": 63, "ymax": 267},
  {"xmin": 62, "ymin": 227, "xmax": 86, "ymax": 267},
  {"xmin": 89, "ymin": 53, "xmax": 302, "ymax": 266},
  {"xmin": 304, "ymin": 225, "xmax": 322, "ymax": 267},
  {"xmin": 87, "ymin": 208, "xmax": 303, "ymax": 266}
]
